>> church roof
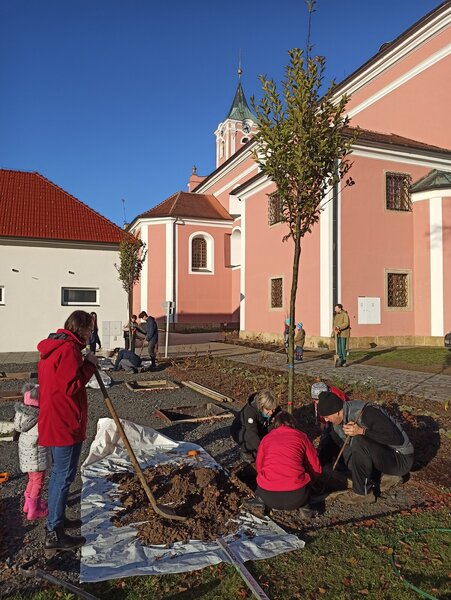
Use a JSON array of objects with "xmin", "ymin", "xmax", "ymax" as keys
[
  {"xmin": 0, "ymin": 169, "xmax": 125, "ymax": 243},
  {"xmin": 135, "ymin": 191, "xmax": 233, "ymax": 222},
  {"xmin": 225, "ymin": 81, "xmax": 256, "ymax": 123},
  {"xmin": 411, "ymin": 169, "xmax": 451, "ymax": 193}
]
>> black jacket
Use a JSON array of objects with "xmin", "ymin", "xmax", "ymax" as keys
[{"xmin": 230, "ymin": 397, "xmax": 274, "ymax": 458}]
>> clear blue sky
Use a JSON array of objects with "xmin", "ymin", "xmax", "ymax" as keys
[{"xmin": 0, "ymin": 0, "xmax": 441, "ymax": 226}]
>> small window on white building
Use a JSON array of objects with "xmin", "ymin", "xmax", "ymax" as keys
[
  {"xmin": 61, "ymin": 287, "xmax": 99, "ymax": 305},
  {"xmin": 189, "ymin": 233, "xmax": 214, "ymax": 274},
  {"xmin": 0, "ymin": 286, "xmax": 4, "ymax": 305}
]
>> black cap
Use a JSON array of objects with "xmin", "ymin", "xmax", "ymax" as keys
[{"xmin": 317, "ymin": 391, "xmax": 344, "ymax": 417}]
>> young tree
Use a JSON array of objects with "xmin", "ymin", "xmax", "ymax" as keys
[
  {"xmin": 115, "ymin": 235, "xmax": 147, "ymax": 352},
  {"xmin": 252, "ymin": 47, "xmax": 358, "ymax": 412}
]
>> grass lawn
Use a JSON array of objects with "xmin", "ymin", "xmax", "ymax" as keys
[
  {"xmin": 16, "ymin": 507, "xmax": 451, "ymax": 600},
  {"xmin": 348, "ymin": 347, "xmax": 451, "ymax": 375}
]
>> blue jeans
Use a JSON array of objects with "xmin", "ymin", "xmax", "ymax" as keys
[{"xmin": 47, "ymin": 443, "xmax": 82, "ymax": 531}]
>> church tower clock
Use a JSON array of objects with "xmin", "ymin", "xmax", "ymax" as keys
[{"xmin": 215, "ymin": 67, "xmax": 257, "ymax": 168}]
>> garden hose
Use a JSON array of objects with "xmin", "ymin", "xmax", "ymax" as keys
[{"xmin": 389, "ymin": 528, "xmax": 451, "ymax": 600}]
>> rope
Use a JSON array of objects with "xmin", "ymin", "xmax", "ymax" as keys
[{"xmin": 389, "ymin": 528, "xmax": 451, "ymax": 600}]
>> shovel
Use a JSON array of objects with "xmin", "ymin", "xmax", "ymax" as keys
[
  {"xmin": 93, "ymin": 368, "xmax": 187, "ymax": 522},
  {"xmin": 333, "ymin": 329, "xmax": 340, "ymax": 367}
]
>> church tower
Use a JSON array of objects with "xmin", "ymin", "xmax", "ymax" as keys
[{"xmin": 215, "ymin": 67, "xmax": 257, "ymax": 168}]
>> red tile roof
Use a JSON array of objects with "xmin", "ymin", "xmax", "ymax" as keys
[
  {"xmin": 0, "ymin": 169, "xmax": 125, "ymax": 243},
  {"xmin": 134, "ymin": 191, "xmax": 232, "ymax": 222}
]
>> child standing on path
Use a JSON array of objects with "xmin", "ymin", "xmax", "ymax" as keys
[
  {"xmin": 14, "ymin": 384, "xmax": 51, "ymax": 521},
  {"xmin": 294, "ymin": 322, "xmax": 305, "ymax": 361}
]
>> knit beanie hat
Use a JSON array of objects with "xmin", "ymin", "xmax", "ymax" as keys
[
  {"xmin": 297, "ymin": 322, "xmax": 303, "ymax": 329},
  {"xmin": 311, "ymin": 381, "xmax": 328, "ymax": 400},
  {"xmin": 23, "ymin": 390, "xmax": 39, "ymax": 407},
  {"xmin": 317, "ymin": 391, "xmax": 343, "ymax": 416}
]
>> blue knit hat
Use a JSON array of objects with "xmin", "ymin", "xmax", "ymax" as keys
[{"xmin": 297, "ymin": 322, "xmax": 303, "ymax": 329}]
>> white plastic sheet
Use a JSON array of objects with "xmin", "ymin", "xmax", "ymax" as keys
[
  {"xmin": 80, "ymin": 418, "xmax": 305, "ymax": 583},
  {"xmin": 86, "ymin": 372, "xmax": 112, "ymax": 389}
]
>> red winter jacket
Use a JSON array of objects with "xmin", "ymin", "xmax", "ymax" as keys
[
  {"xmin": 256, "ymin": 425, "xmax": 322, "ymax": 492},
  {"xmin": 37, "ymin": 329, "xmax": 95, "ymax": 446}
]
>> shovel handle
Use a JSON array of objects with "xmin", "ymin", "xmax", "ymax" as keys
[
  {"xmin": 94, "ymin": 368, "xmax": 187, "ymax": 522},
  {"xmin": 331, "ymin": 403, "xmax": 366, "ymax": 472}
]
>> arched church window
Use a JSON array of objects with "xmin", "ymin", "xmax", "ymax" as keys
[
  {"xmin": 220, "ymin": 140, "xmax": 225, "ymax": 158},
  {"xmin": 192, "ymin": 237, "xmax": 207, "ymax": 270},
  {"xmin": 230, "ymin": 228, "xmax": 241, "ymax": 266}
]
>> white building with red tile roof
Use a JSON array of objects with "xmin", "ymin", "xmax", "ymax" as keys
[{"xmin": 0, "ymin": 169, "xmax": 127, "ymax": 352}]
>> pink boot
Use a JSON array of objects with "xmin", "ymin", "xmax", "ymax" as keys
[
  {"xmin": 23, "ymin": 492, "xmax": 31, "ymax": 514},
  {"xmin": 27, "ymin": 496, "xmax": 48, "ymax": 521},
  {"xmin": 39, "ymin": 498, "xmax": 48, "ymax": 512}
]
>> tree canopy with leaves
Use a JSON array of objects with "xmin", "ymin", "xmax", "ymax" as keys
[
  {"xmin": 115, "ymin": 235, "xmax": 147, "ymax": 350},
  {"xmin": 252, "ymin": 46, "xmax": 358, "ymax": 410}
]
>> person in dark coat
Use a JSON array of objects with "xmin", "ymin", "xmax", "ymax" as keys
[
  {"xmin": 230, "ymin": 390, "xmax": 279, "ymax": 460},
  {"xmin": 38, "ymin": 310, "xmax": 98, "ymax": 557},
  {"xmin": 112, "ymin": 348, "xmax": 142, "ymax": 373},
  {"xmin": 138, "ymin": 311, "xmax": 158, "ymax": 368},
  {"xmin": 88, "ymin": 312, "xmax": 101, "ymax": 353},
  {"xmin": 317, "ymin": 392, "xmax": 414, "ymax": 505}
]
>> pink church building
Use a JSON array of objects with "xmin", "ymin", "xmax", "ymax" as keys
[{"xmin": 130, "ymin": 2, "xmax": 451, "ymax": 347}]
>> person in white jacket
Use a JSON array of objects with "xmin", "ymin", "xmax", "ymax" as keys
[{"xmin": 14, "ymin": 384, "xmax": 51, "ymax": 521}]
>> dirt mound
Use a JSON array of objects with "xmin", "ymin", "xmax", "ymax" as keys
[{"xmin": 109, "ymin": 464, "xmax": 253, "ymax": 545}]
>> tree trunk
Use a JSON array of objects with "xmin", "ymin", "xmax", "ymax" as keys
[
  {"xmin": 287, "ymin": 232, "xmax": 302, "ymax": 413},
  {"xmin": 128, "ymin": 289, "xmax": 136, "ymax": 353}
]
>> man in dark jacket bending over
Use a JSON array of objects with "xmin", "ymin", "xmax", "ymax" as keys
[
  {"xmin": 230, "ymin": 390, "xmax": 279, "ymax": 461},
  {"xmin": 317, "ymin": 392, "xmax": 414, "ymax": 505}
]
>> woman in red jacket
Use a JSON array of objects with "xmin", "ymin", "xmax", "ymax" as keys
[
  {"xmin": 255, "ymin": 411, "xmax": 322, "ymax": 512},
  {"xmin": 38, "ymin": 310, "xmax": 97, "ymax": 558}
]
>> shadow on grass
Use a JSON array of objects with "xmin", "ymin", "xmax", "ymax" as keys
[{"xmin": 349, "ymin": 346, "xmax": 398, "ymax": 365}]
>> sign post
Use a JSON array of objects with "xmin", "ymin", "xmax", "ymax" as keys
[{"xmin": 161, "ymin": 301, "xmax": 174, "ymax": 358}]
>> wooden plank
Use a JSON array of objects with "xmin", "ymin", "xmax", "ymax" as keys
[
  {"xmin": 125, "ymin": 380, "xmax": 179, "ymax": 392},
  {"xmin": 0, "ymin": 372, "xmax": 37, "ymax": 381},
  {"xmin": 0, "ymin": 391, "xmax": 22, "ymax": 401},
  {"xmin": 154, "ymin": 404, "xmax": 234, "ymax": 424},
  {"xmin": 182, "ymin": 381, "xmax": 233, "ymax": 403}
]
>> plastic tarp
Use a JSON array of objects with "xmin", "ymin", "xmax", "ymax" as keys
[{"xmin": 80, "ymin": 418, "xmax": 305, "ymax": 583}]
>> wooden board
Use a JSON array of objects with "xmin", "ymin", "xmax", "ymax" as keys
[
  {"xmin": 182, "ymin": 381, "xmax": 233, "ymax": 403},
  {"xmin": 0, "ymin": 390, "xmax": 22, "ymax": 401},
  {"xmin": 155, "ymin": 402, "xmax": 233, "ymax": 424},
  {"xmin": 0, "ymin": 372, "xmax": 37, "ymax": 381},
  {"xmin": 125, "ymin": 379, "xmax": 179, "ymax": 392}
]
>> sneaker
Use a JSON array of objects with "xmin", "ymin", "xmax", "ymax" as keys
[
  {"xmin": 337, "ymin": 491, "xmax": 376, "ymax": 505},
  {"xmin": 379, "ymin": 474, "xmax": 402, "ymax": 493}
]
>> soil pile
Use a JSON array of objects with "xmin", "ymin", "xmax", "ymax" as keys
[{"xmin": 110, "ymin": 464, "xmax": 253, "ymax": 545}]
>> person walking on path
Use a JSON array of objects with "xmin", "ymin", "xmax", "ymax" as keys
[
  {"xmin": 317, "ymin": 391, "xmax": 414, "ymax": 505},
  {"xmin": 37, "ymin": 310, "xmax": 98, "ymax": 556},
  {"xmin": 332, "ymin": 304, "xmax": 350, "ymax": 367},
  {"xmin": 230, "ymin": 390, "xmax": 279, "ymax": 461},
  {"xmin": 283, "ymin": 317, "xmax": 290, "ymax": 362},
  {"xmin": 138, "ymin": 311, "xmax": 158, "ymax": 369},
  {"xmin": 14, "ymin": 384, "xmax": 51, "ymax": 521},
  {"xmin": 294, "ymin": 322, "xmax": 305, "ymax": 361},
  {"xmin": 255, "ymin": 411, "xmax": 322, "ymax": 513}
]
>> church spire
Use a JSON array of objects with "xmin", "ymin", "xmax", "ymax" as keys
[{"xmin": 225, "ymin": 67, "xmax": 256, "ymax": 123}]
